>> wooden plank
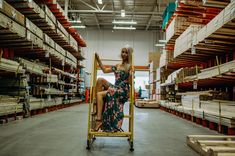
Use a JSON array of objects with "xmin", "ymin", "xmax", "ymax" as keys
[
  {"xmin": 0, "ymin": 0, "xmax": 25, "ymax": 26},
  {"xmin": 26, "ymin": 18, "xmax": 43, "ymax": 39},
  {"xmin": 0, "ymin": 12, "xmax": 26, "ymax": 38}
]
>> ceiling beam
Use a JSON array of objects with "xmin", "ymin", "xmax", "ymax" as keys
[
  {"xmin": 146, "ymin": 1, "xmax": 159, "ymax": 30},
  {"xmin": 90, "ymin": 0, "xmax": 100, "ymax": 29},
  {"xmin": 93, "ymin": 13, "xmax": 100, "ymax": 29},
  {"xmin": 78, "ymin": 0, "xmax": 97, "ymax": 10},
  {"xmin": 68, "ymin": 10, "xmax": 162, "ymax": 15}
]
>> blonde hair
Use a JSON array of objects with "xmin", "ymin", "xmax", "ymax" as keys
[{"xmin": 121, "ymin": 47, "xmax": 133, "ymax": 72}]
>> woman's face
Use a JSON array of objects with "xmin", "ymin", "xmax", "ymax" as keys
[{"xmin": 121, "ymin": 48, "xmax": 128, "ymax": 61}]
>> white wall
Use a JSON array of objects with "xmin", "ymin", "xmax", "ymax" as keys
[{"xmin": 79, "ymin": 29, "xmax": 158, "ymax": 73}]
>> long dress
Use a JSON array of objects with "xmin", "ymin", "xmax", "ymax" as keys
[{"xmin": 102, "ymin": 66, "xmax": 130, "ymax": 132}]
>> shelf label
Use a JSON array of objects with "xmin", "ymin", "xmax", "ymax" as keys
[{"xmin": 193, "ymin": 81, "xmax": 197, "ymax": 90}]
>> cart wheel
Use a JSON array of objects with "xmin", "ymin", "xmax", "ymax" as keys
[
  {"xmin": 130, "ymin": 141, "xmax": 134, "ymax": 152},
  {"xmin": 86, "ymin": 140, "xmax": 90, "ymax": 150}
]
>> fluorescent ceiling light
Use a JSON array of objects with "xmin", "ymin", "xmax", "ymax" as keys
[
  {"xmin": 69, "ymin": 20, "xmax": 82, "ymax": 23},
  {"xmin": 121, "ymin": 10, "xmax": 125, "ymax": 17},
  {"xmin": 155, "ymin": 44, "xmax": 165, "ymax": 47},
  {"xmin": 97, "ymin": 0, "xmax": 102, "ymax": 4},
  {"xmin": 112, "ymin": 20, "xmax": 137, "ymax": 25},
  {"xmin": 70, "ymin": 25, "xmax": 86, "ymax": 29},
  {"xmin": 113, "ymin": 26, "xmax": 136, "ymax": 30},
  {"xmin": 159, "ymin": 40, "xmax": 167, "ymax": 43}
]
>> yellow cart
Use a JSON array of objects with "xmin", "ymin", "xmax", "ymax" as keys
[{"xmin": 86, "ymin": 53, "xmax": 135, "ymax": 151}]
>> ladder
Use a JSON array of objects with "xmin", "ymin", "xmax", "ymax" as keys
[{"xmin": 86, "ymin": 53, "xmax": 135, "ymax": 151}]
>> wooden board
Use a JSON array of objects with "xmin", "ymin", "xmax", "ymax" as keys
[
  {"xmin": 0, "ymin": 57, "xmax": 25, "ymax": 74},
  {"xmin": 44, "ymin": 33, "xmax": 55, "ymax": 48},
  {"xmin": 0, "ymin": 0, "xmax": 25, "ymax": 26},
  {"xmin": 187, "ymin": 135, "xmax": 235, "ymax": 156},
  {"xmin": 166, "ymin": 16, "xmax": 189, "ymax": 44},
  {"xmin": 69, "ymin": 34, "xmax": 78, "ymax": 52},
  {"xmin": 174, "ymin": 24, "xmax": 204, "ymax": 58},
  {"xmin": 26, "ymin": 30, "xmax": 43, "ymax": 49},
  {"xmin": 0, "ymin": 12, "xmax": 26, "ymax": 38},
  {"xmin": 26, "ymin": 18, "xmax": 43, "ymax": 39}
]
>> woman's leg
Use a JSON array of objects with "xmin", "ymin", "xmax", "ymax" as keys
[
  {"xmin": 96, "ymin": 91, "xmax": 107, "ymax": 120},
  {"xmin": 93, "ymin": 78, "xmax": 110, "ymax": 114}
]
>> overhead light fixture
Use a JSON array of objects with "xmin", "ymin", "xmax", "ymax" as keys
[
  {"xmin": 121, "ymin": 10, "xmax": 125, "ymax": 17},
  {"xmin": 69, "ymin": 20, "xmax": 82, "ymax": 24},
  {"xmin": 112, "ymin": 20, "xmax": 137, "ymax": 25},
  {"xmin": 159, "ymin": 40, "xmax": 167, "ymax": 43},
  {"xmin": 97, "ymin": 0, "xmax": 102, "ymax": 4},
  {"xmin": 113, "ymin": 26, "xmax": 136, "ymax": 30},
  {"xmin": 155, "ymin": 44, "xmax": 165, "ymax": 47},
  {"xmin": 70, "ymin": 25, "xmax": 86, "ymax": 29}
]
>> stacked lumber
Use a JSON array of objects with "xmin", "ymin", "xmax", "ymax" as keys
[
  {"xmin": 183, "ymin": 60, "xmax": 235, "ymax": 82},
  {"xmin": 28, "ymin": 97, "xmax": 44, "ymax": 110},
  {"xmin": 187, "ymin": 135, "xmax": 235, "ymax": 156},
  {"xmin": 32, "ymin": 86, "xmax": 65, "ymax": 96},
  {"xmin": 166, "ymin": 16, "xmax": 189, "ymax": 45},
  {"xmin": 174, "ymin": 24, "xmax": 204, "ymax": 58},
  {"xmin": 0, "ymin": 95, "xmax": 23, "ymax": 116},
  {"xmin": 30, "ymin": 74, "xmax": 58, "ymax": 83},
  {"xmin": 159, "ymin": 49, "xmax": 174, "ymax": 68},
  {"xmin": 162, "ymin": 68, "xmax": 182, "ymax": 85},
  {"xmin": 0, "ymin": 0, "xmax": 25, "ymax": 26},
  {"xmin": 200, "ymin": 100, "xmax": 235, "ymax": 118},
  {"xmin": 193, "ymin": 1, "xmax": 235, "ymax": 54},
  {"xmin": 18, "ymin": 58, "xmax": 46, "ymax": 76},
  {"xmin": 135, "ymin": 99, "xmax": 160, "ymax": 108},
  {"xmin": 176, "ymin": 66, "xmax": 202, "ymax": 83},
  {"xmin": 0, "ymin": 58, "xmax": 24, "ymax": 74}
]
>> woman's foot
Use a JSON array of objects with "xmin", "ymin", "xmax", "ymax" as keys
[{"xmin": 94, "ymin": 119, "xmax": 102, "ymax": 131}]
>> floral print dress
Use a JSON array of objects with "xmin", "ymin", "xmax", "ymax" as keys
[{"xmin": 102, "ymin": 66, "xmax": 130, "ymax": 132}]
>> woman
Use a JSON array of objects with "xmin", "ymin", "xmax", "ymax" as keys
[{"xmin": 94, "ymin": 47, "xmax": 132, "ymax": 132}]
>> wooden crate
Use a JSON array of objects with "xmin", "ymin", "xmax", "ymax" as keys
[
  {"xmin": 0, "ymin": 12, "xmax": 26, "ymax": 40},
  {"xmin": 0, "ymin": 0, "xmax": 25, "ymax": 26},
  {"xmin": 26, "ymin": 18, "xmax": 43, "ymax": 39}
]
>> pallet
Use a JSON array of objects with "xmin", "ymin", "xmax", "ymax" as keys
[
  {"xmin": 135, "ymin": 100, "xmax": 160, "ymax": 108},
  {"xmin": 187, "ymin": 135, "xmax": 235, "ymax": 156}
]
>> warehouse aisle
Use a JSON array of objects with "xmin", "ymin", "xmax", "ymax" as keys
[{"xmin": 0, "ymin": 103, "xmax": 217, "ymax": 156}]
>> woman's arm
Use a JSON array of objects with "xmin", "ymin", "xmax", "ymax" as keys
[{"xmin": 95, "ymin": 53, "xmax": 113, "ymax": 73}]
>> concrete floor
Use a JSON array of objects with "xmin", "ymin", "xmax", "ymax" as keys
[{"xmin": 0, "ymin": 103, "xmax": 218, "ymax": 156}]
